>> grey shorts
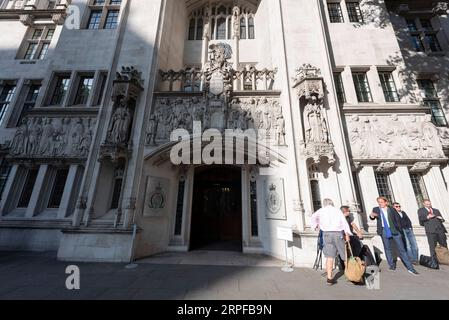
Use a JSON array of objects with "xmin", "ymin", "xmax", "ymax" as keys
[{"xmin": 323, "ymin": 231, "xmax": 347, "ymax": 261}]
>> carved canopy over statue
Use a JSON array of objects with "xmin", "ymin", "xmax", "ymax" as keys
[{"xmin": 293, "ymin": 64, "xmax": 335, "ymax": 165}]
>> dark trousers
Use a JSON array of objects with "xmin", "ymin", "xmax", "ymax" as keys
[
  {"xmin": 426, "ymin": 232, "xmax": 448, "ymax": 259},
  {"xmin": 381, "ymin": 230, "xmax": 414, "ymax": 271}
]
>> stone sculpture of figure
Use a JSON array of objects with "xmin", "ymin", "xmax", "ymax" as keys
[
  {"xmin": 236, "ymin": 110, "xmax": 248, "ymax": 130},
  {"xmin": 422, "ymin": 115, "xmax": 443, "ymax": 158},
  {"xmin": 232, "ymin": 6, "xmax": 240, "ymax": 38},
  {"xmin": 39, "ymin": 118, "xmax": 54, "ymax": 156},
  {"xmin": 303, "ymin": 96, "xmax": 328, "ymax": 144},
  {"xmin": 10, "ymin": 118, "xmax": 28, "ymax": 156},
  {"xmin": 274, "ymin": 106, "xmax": 286, "ymax": 146},
  {"xmin": 79, "ymin": 120, "xmax": 93, "ymax": 157},
  {"xmin": 408, "ymin": 116, "xmax": 422, "ymax": 155},
  {"xmin": 146, "ymin": 115, "xmax": 158, "ymax": 145},
  {"xmin": 203, "ymin": 16, "xmax": 210, "ymax": 39},
  {"xmin": 27, "ymin": 118, "xmax": 42, "ymax": 155},
  {"xmin": 203, "ymin": 107, "xmax": 210, "ymax": 130},
  {"xmin": 71, "ymin": 118, "xmax": 85, "ymax": 156},
  {"xmin": 349, "ymin": 115, "xmax": 364, "ymax": 157},
  {"xmin": 390, "ymin": 114, "xmax": 409, "ymax": 156},
  {"xmin": 108, "ymin": 98, "xmax": 131, "ymax": 144}
]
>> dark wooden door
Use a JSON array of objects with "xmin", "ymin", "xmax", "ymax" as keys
[{"xmin": 190, "ymin": 167, "xmax": 242, "ymax": 250}]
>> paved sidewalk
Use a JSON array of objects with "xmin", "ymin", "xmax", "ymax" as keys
[{"xmin": 0, "ymin": 251, "xmax": 448, "ymax": 300}]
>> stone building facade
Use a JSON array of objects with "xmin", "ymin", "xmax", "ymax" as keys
[{"xmin": 0, "ymin": 0, "xmax": 448, "ymax": 266}]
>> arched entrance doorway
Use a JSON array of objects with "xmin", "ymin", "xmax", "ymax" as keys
[{"xmin": 190, "ymin": 166, "xmax": 242, "ymax": 251}]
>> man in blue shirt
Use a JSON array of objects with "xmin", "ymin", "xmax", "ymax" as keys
[{"xmin": 370, "ymin": 197, "xmax": 418, "ymax": 275}]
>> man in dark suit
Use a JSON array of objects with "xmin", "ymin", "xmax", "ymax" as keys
[
  {"xmin": 418, "ymin": 199, "xmax": 448, "ymax": 260},
  {"xmin": 370, "ymin": 197, "xmax": 418, "ymax": 275}
]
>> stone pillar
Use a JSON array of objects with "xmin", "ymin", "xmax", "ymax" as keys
[
  {"xmin": 57, "ymin": 164, "xmax": 80, "ymax": 219},
  {"xmin": 342, "ymin": 66, "xmax": 358, "ymax": 104},
  {"xmin": 26, "ymin": 164, "xmax": 48, "ymax": 218},
  {"xmin": 389, "ymin": 166, "xmax": 420, "ymax": 226},
  {"xmin": 241, "ymin": 166, "xmax": 250, "ymax": 248},
  {"xmin": 357, "ymin": 166, "xmax": 378, "ymax": 231},
  {"xmin": 423, "ymin": 166, "xmax": 449, "ymax": 219},
  {"xmin": 0, "ymin": 165, "xmax": 19, "ymax": 217},
  {"xmin": 367, "ymin": 66, "xmax": 384, "ymax": 103},
  {"xmin": 441, "ymin": 164, "xmax": 449, "ymax": 192}
]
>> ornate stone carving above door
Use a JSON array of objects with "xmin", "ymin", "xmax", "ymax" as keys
[{"xmin": 148, "ymin": 95, "xmax": 286, "ymax": 146}]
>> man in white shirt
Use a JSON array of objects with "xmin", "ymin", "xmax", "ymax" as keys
[{"xmin": 311, "ymin": 199, "xmax": 352, "ymax": 286}]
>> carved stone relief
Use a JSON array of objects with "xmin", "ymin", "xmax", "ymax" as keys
[
  {"xmin": 148, "ymin": 96, "xmax": 286, "ymax": 146},
  {"xmin": 9, "ymin": 116, "xmax": 96, "ymax": 159},
  {"xmin": 348, "ymin": 114, "xmax": 446, "ymax": 160}
]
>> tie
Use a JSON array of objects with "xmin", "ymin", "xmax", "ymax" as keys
[
  {"xmin": 380, "ymin": 208, "xmax": 392, "ymax": 238},
  {"xmin": 430, "ymin": 208, "xmax": 433, "ymax": 215}
]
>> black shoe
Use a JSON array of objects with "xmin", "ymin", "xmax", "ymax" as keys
[
  {"xmin": 408, "ymin": 269, "xmax": 419, "ymax": 275},
  {"xmin": 327, "ymin": 278, "xmax": 337, "ymax": 286},
  {"xmin": 389, "ymin": 266, "xmax": 396, "ymax": 271}
]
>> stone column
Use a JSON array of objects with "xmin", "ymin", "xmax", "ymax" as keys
[
  {"xmin": 367, "ymin": 66, "xmax": 384, "ymax": 103},
  {"xmin": 25, "ymin": 164, "xmax": 48, "ymax": 218},
  {"xmin": 241, "ymin": 166, "xmax": 250, "ymax": 248},
  {"xmin": 0, "ymin": 165, "xmax": 19, "ymax": 217},
  {"xmin": 441, "ymin": 165, "xmax": 449, "ymax": 192},
  {"xmin": 423, "ymin": 166, "xmax": 449, "ymax": 219},
  {"xmin": 57, "ymin": 164, "xmax": 80, "ymax": 219},
  {"xmin": 389, "ymin": 166, "xmax": 420, "ymax": 226},
  {"xmin": 342, "ymin": 66, "xmax": 358, "ymax": 104},
  {"xmin": 357, "ymin": 166, "xmax": 378, "ymax": 231}
]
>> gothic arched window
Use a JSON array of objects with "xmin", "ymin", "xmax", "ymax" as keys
[
  {"xmin": 188, "ymin": 18, "xmax": 195, "ymax": 40},
  {"xmin": 196, "ymin": 18, "xmax": 203, "ymax": 40},
  {"xmin": 216, "ymin": 17, "xmax": 227, "ymax": 40},
  {"xmin": 248, "ymin": 17, "xmax": 255, "ymax": 39},
  {"xmin": 187, "ymin": 4, "xmax": 256, "ymax": 41},
  {"xmin": 240, "ymin": 17, "xmax": 247, "ymax": 39}
]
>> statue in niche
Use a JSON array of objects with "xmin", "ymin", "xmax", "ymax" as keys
[
  {"xmin": 10, "ymin": 118, "xmax": 28, "ymax": 156},
  {"xmin": 232, "ymin": 6, "xmax": 240, "ymax": 38},
  {"xmin": 107, "ymin": 98, "xmax": 131, "ymax": 144},
  {"xmin": 303, "ymin": 96, "xmax": 328, "ymax": 144}
]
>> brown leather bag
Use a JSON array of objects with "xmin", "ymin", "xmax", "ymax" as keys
[
  {"xmin": 435, "ymin": 245, "xmax": 449, "ymax": 265},
  {"xmin": 345, "ymin": 242, "xmax": 366, "ymax": 283}
]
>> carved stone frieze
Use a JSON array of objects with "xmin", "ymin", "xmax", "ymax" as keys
[
  {"xmin": 348, "ymin": 114, "xmax": 446, "ymax": 160},
  {"xmin": 148, "ymin": 95, "xmax": 286, "ymax": 146},
  {"xmin": 8, "ymin": 116, "xmax": 96, "ymax": 160}
]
